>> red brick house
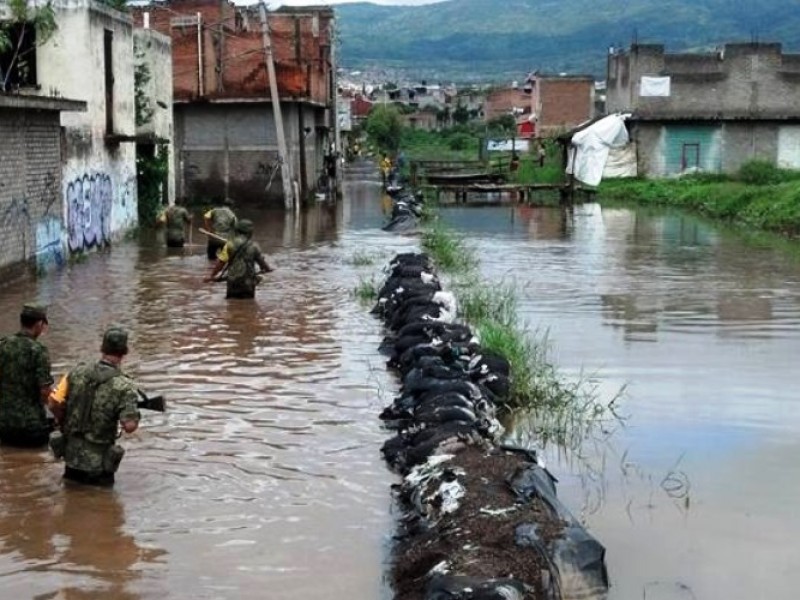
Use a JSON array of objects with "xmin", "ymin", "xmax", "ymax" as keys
[{"xmin": 528, "ymin": 74, "xmax": 595, "ymax": 137}]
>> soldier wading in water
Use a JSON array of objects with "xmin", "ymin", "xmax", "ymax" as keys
[
  {"xmin": 205, "ymin": 219, "xmax": 274, "ymax": 299},
  {"xmin": 49, "ymin": 327, "xmax": 141, "ymax": 486},
  {"xmin": 0, "ymin": 304, "xmax": 54, "ymax": 448}
]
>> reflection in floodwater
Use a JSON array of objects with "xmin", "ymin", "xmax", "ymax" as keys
[
  {"xmin": 2, "ymin": 178, "xmax": 800, "ymax": 599},
  {"xmin": 440, "ymin": 202, "xmax": 800, "ymax": 600},
  {"xmin": 0, "ymin": 449, "xmax": 164, "ymax": 599}
]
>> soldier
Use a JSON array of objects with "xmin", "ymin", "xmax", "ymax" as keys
[
  {"xmin": 204, "ymin": 219, "xmax": 274, "ymax": 299},
  {"xmin": 158, "ymin": 198, "xmax": 193, "ymax": 248},
  {"xmin": 0, "ymin": 304, "xmax": 54, "ymax": 447},
  {"xmin": 48, "ymin": 327, "xmax": 141, "ymax": 486},
  {"xmin": 203, "ymin": 197, "xmax": 237, "ymax": 260}
]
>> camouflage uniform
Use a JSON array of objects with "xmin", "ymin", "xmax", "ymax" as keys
[
  {"xmin": 165, "ymin": 205, "xmax": 191, "ymax": 248},
  {"xmin": 62, "ymin": 360, "xmax": 140, "ymax": 484},
  {"xmin": 205, "ymin": 204, "xmax": 237, "ymax": 259},
  {"xmin": 0, "ymin": 330, "xmax": 54, "ymax": 446},
  {"xmin": 223, "ymin": 220, "xmax": 271, "ymax": 299}
]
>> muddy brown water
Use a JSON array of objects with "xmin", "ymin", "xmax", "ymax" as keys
[
  {"xmin": 0, "ymin": 164, "xmax": 414, "ymax": 599},
  {"xmin": 3, "ymin": 172, "xmax": 800, "ymax": 600}
]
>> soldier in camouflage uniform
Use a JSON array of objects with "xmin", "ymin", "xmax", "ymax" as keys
[
  {"xmin": 160, "ymin": 198, "xmax": 193, "ymax": 248},
  {"xmin": 49, "ymin": 327, "xmax": 140, "ymax": 486},
  {"xmin": 0, "ymin": 304, "xmax": 54, "ymax": 447},
  {"xmin": 203, "ymin": 197, "xmax": 238, "ymax": 260},
  {"xmin": 204, "ymin": 219, "xmax": 274, "ymax": 299}
]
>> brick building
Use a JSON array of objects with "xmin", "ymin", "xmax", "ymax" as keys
[
  {"xmin": 607, "ymin": 43, "xmax": 800, "ymax": 176},
  {"xmin": 133, "ymin": 0, "xmax": 336, "ymax": 207},
  {"xmin": 484, "ymin": 86, "xmax": 531, "ymax": 123},
  {"xmin": 528, "ymin": 73, "xmax": 595, "ymax": 137}
]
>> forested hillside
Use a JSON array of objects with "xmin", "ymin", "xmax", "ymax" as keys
[{"xmin": 335, "ymin": 0, "xmax": 800, "ymax": 80}]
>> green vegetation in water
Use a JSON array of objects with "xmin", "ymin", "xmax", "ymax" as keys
[
  {"xmin": 353, "ymin": 275, "xmax": 378, "ymax": 303},
  {"xmin": 420, "ymin": 221, "xmax": 476, "ymax": 272},
  {"xmin": 599, "ymin": 160, "xmax": 800, "ymax": 237},
  {"xmin": 419, "ymin": 220, "xmax": 617, "ymax": 445},
  {"xmin": 349, "ymin": 250, "xmax": 377, "ymax": 266}
]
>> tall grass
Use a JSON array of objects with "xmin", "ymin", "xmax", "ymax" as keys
[
  {"xmin": 599, "ymin": 161, "xmax": 800, "ymax": 237},
  {"xmin": 421, "ymin": 221, "xmax": 476, "ymax": 272},
  {"xmin": 419, "ymin": 220, "xmax": 617, "ymax": 445}
]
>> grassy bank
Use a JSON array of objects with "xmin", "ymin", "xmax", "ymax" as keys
[
  {"xmin": 599, "ymin": 161, "xmax": 800, "ymax": 237},
  {"xmin": 420, "ymin": 214, "xmax": 616, "ymax": 446}
]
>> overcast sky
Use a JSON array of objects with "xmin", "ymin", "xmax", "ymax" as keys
[{"xmin": 271, "ymin": 0, "xmax": 448, "ymax": 5}]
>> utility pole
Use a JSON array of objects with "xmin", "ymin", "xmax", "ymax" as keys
[{"xmin": 259, "ymin": 2, "xmax": 294, "ymax": 210}]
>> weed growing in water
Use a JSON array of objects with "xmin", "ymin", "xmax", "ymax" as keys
[
  {"xmin": 349, "ymin": 250, "xmax": 377, "ymax": 266},
  {"xmin": 353, "ymin": 275, "xmax": 378, "ymax": 302},
  {"xmin": 421, "ymin": 221, "xmax": 476, "ymax": 272},
  {"xmin": 421, "ymin": 222, "xmax": 623, "ymax": 448}
]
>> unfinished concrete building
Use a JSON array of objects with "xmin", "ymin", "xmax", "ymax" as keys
[
  {"xmin": 607, "ymin": 43, "xmax": 800, "ymax": 176},
  {"xmin": 134, "ymin": 0, "xmax": 336, "ymax": 208}
]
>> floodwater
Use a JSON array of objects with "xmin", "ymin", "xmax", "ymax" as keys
[
  {"xmin": 439, "ymin": 203, "xmax": 800, "ymax": 600},
  {"xmin": 2, "ymin": 169, "xmax": 799, "ymax": 600},
  {"xmin": 0, "ymin": 162, "xmax": 415, "ymax": 599}
]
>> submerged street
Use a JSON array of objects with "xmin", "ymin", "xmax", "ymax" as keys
[{"xmin": 1, "ymin": 165, "xmax": 800, "ymax": 599}]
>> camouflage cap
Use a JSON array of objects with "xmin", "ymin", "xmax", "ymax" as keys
[
  {"xmin": 101, "ymin": 326, "xmax": 129, "ymax": 356},
  {"xmin": 235, "ymin": 219, "xmax": 254, "ymax": 235},
  {"xmin": 223, "ymin": 197, "xmax": 236, "ymax": 207},
  {"xmin": 21, "ymin": 303, "xmax": 48, "ymax": 324}
]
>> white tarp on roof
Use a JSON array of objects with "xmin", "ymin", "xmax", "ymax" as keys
[{"xmin": 566, "ymin": 114, "xmax": 633, "ymax": 186}]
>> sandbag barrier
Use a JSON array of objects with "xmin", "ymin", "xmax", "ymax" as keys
[
  {"xmin": 372, "ymin": 251, "xmax": 610, "ymax": 600},
  {"xmin": 382, "ymin": 185, "xmax": 425, "ymax": 233}
]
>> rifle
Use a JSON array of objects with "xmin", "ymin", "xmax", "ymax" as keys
[{"xmin": 137, "ymin": 389, "xmax": 166, "ymax": 412}]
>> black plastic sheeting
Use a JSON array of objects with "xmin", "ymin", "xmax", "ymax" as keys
[{"xmin": 371, "ymin": 210, "xmax": 610, "ymax": 600}]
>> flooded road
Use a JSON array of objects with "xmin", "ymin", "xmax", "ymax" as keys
[
  {"xmin": 3, "ymin": 169, "xmax": 799, "ymax": 600},
  {"xmin": 441, "ymin": 203, "xmax": 800, "ymax": 600},
  {"xmin": 0, "ymin": 163, "xmax": 414, "ymax": 599}
]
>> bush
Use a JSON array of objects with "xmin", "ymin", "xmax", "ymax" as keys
[
  {"xmin": 737, "ymin": 160, "xmax": 781, "ymax": 185},
  {"xmin": 447, "ymin": 132, "xmax": 472, "ymax": 151}
]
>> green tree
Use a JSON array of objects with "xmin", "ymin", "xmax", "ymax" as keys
[
  {"xmin": 452, "ymin": 102, "xmax": 470, "ymax": 125},
  {"xmin": 365, "ymin": 104, "xmax": 403, "ymax": 153},
  {"xmin": 487, "ymin": 114, "xmax": 516, "ymax": 137},
  {"xmin": 0, "ymin": 0, "xmax": 57, "ymax": 92}
]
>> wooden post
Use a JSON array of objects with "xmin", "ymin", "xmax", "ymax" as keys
[{"xmin": 259, "ymin": 2, "xmax": 294, "ymax": 210}]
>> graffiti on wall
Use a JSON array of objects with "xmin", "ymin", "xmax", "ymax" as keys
[
  {"xmin": 35, "ymin": 216, "xmax": 65, "ymax": 272},
  {"xmin": 66, "ymin": 173, "xmax": 113, "ymax": 251}
]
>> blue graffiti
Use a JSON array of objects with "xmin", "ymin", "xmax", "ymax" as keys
[
  {"xmin": 35, "ymin": 216, "xmax": 65, "ymax": 272},
  {"xmin": 66, "ymin": 173, "xmax": 113, "ymax": 251}
]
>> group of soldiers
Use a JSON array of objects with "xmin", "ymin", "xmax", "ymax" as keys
[
  {"xmin": 0, "ymin": 306, "xmax": 139, "ymax": 486},
  {"xmin": 0, "ymin": 198, "xmax": 276, "ymax": 487},
  {"xmin": 159, "ymin": 197, "xmax": 274, "ymax": 299}
]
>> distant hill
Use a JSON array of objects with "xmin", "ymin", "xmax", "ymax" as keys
[{"xmin": 334, "ymin": 0, "xmax": 800, "ymax": 82}]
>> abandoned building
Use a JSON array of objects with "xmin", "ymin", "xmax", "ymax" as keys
[
  {"xmin": 0, "ymin": 0, "xmax": 173, "ymax": 272},
  {"xmin": 606, "ymin": 42, "xmax": 800, "ymax": 176},
  {"xmin": 133, "ymin": 0, "xmax": 337, "ymax": 209}
]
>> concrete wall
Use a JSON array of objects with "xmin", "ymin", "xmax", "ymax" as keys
[
  {"xmin": 134, "ymin": 27, "xmax": 175, "ymax": 205},
  {"xmin": 607, "ymin": 43, "xmax": 800, "ymax": 119},
  {"xmin": 176, "ymin": 101, "xmax": 328, "ymax": 206},
  {"xmin": 0, "ymin": 107, "xmax": 65, "ymax": 272},
  {"xmin": 37, "ymin": 0, "xmax": 137, "ymax": 252},
  {"xmin": 632, "ymin": 121, "xmax": 791, "ymax": 176}
]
